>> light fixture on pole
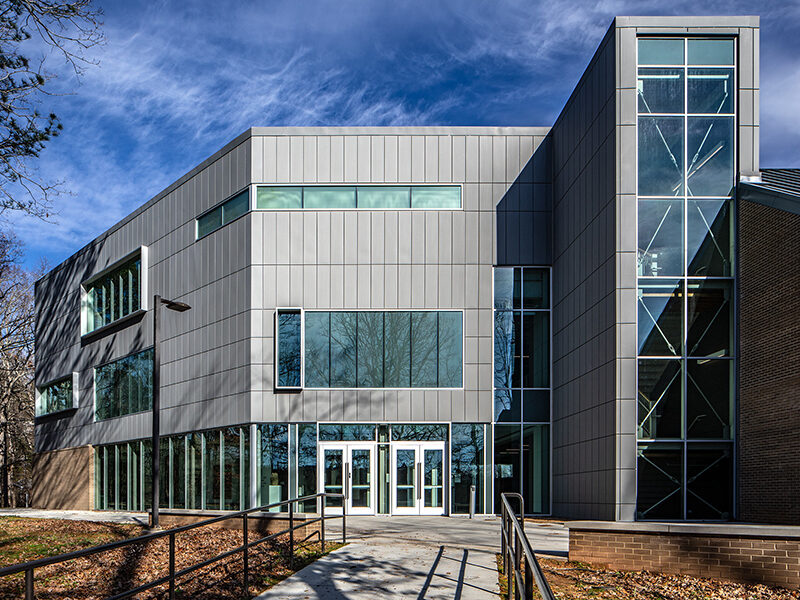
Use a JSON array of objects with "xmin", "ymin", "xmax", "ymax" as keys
[{"xmin": 151, "ymin": 294, "xmax": 191, "ymax": 530}]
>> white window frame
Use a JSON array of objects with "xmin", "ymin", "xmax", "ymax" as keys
[{"xmin": 35, "ymin": 372, "xmax": 79, "ymax": 417}]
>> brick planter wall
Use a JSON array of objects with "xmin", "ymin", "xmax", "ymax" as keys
[{"xmin": 568, "ymin": 522, "xmax": 800, "ymax": 588}]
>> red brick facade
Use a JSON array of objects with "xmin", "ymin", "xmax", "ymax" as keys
[
  {"xmin": 739, "ymin": 200, "xmax": 800, "ymax": 525},
  {"xmin": 570, "ymin": 528, "xmax": 800, "ymax": 588}
]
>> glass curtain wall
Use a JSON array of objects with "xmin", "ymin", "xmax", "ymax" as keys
[
  {"xmin": 493, "ymin": 267, "xmax": 551, "ymax": 514},
  {"xmin": 636, "ymin": 37, "xmax": 735, "ymax": 520}
]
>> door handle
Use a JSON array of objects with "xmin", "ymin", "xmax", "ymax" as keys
[
  {"xmin": 345, "ymin": 462, "xmax": 350, "ymax": 501},
  {"xmin": 417, "ymin": 462, "xmax": 422, "ymax": 499}
]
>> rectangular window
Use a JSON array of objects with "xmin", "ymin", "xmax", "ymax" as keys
[
  {"xmin": 257, "ymin": 424, "xmax": 289, "ymax": 512},
  {"xmin": 253, "ymin": 185, "xmax": 462, "ymax": 210},
  {"xmin": 300, "ymin": 311, "xmax": 462, "ymax": 389},
  {"xmin": 276, "ymin": 310, "xmax": 302, "ymax": 389},
  {"xmin": 94, "ymin": 349, "xmax": 153, "ymax": 421},
  {"xmin": 451, "ymin": 424, "xmax": 485, "ymax": 514},
  {"xmin": 357, "ymin": 186, "xmax": 411, "ymax": 208},
  {"xmin": 37, "ymin": 375, "xmax": 75, "ymax": 416},
  {"xmin": 196, "ymin": 188, "xmax": 250, "ymax": 238},
  {"xmin": 257, "ymin": 186, "xmax": 302, "ymax": 209},
  {"xmin": 82, "ymin": 250, "xmax": 145, "ymax": 335},
  {"xmin": 304, "ymin": 186, "xmax": 356, "ymax": 209}
]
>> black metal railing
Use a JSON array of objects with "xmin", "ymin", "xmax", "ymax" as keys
[
  {"xmin": 499, "ymin": 492, "xmax": 556, "ymax": 600},
  {"xmin": 0, "ymin": 492, "xmax": 346, "ymax": 600}
]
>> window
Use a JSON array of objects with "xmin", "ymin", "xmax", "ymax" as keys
[
  {"xmin": 298, "ymin": 311, "xmax": 463, "ymax": 389},
  {"xmin": 253, "ymin": 185, "xmax": 462, "ymax": 210},
  {"xmin": 196, "ymin": 188, "xmax": 250, "ymax": 238},
  {"xmin": 94, "ymin": 349, "xmax": 153, "ymax": 420},
  {"xmin": 276, "ymin": 309, "xmax": 302, "ymax": 389},
  {"xmin": 36, "ymin": 374, "xmax": 76, "ymax": 416},
  {"xmin": 81, "ymin": 248, "xmax": 147, "ymax": 335}
]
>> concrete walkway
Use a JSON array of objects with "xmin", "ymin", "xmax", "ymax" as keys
[
  {"xmin": 0, "ymin": 508, "xmax": 149, "ymax": 526},
  {"xmin": 255, "ymin": 516, "xmax": 568, "ymax": 599}
]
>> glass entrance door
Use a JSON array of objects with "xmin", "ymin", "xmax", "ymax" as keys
[
  {"xmin": 320, "ymin": 444, "xmax": 375, "ymax": 515},
  {"xmin": 391, "ymin": 442, "xmax": 445, "ymax": 515}
]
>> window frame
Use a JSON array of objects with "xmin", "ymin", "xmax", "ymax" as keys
[
  {"xmin": 195, "ymin": 187, "xmax": 252, "ymax": 240},
  {"xmin": 92, "ymin": 346, "xmax": 155, "ymax": 422},
  {"xmin": 253, "ymin": 184, "xmax": 464, "ymax": 211},
  {"xmin": 80, "ymin": 246, "xmax": 148, "ymax": 338},
  {"xmin": 274, "ymin": 308, "xmax": 304, "ymax": 391},
  {"xmin": 35, "ymin": 372, "xmax": 79, "ymax": 417}
]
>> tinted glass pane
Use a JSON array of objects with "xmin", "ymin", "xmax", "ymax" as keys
[
  {"xmin": 638, "ymin": 280, "xmax": 683, "ymax": 356},
  {"xmin": 41, "ymin": 378, "xmax": 72, "ymax": 415},
  {"xmin": 493, "ymin": 425, "xmax": 520, "ymax": 513},
  {"xmin": 318, "ymin": 424, "xmax": 376, "ymax": 441},
  {"xmin": 411, "ymin": 186, "xmax": 461, "ymax": 208},
  {"xmin": 187, "ymin": 433, "xmax": 202, "ymax": 510},
  {"xmin": 638, "ymin": 39, "xmax": 684, "ymax": 65},
  {"xmin": 494, "ymin": 267, "xmax": 516, "ymax": 310},
  {"xmin": 637, "ymin": 68, "xmax": 684, "ymax": 113},
  {"xmin": 637, "ymin": 199, "xmax": 684, "ymax": 277},
  {"xmin": 95, "ymin": 349, "xmax": 153, "ymax": 420},
  {"xmin": 297, "ymin": 424, "xmax": 317, "ymax": 512},
  {"xmin": 277, "ymin": 312, "xmax": 302, "ymax": 387},
  {"xmin": 118, "ymin": 445, "xmax": 128, "ymax": 510},
  {"xmin": 687, "ymin": 199, "xmax": 732, "ymax": 276},
  {"xmin": 451, "ymin": 424, "xmax": 484, "ymax": 514},
  {"xmin": 304, "ymin": 187, "xmax": 356, "ymax": 209},
  {"xmin": 522, "ymin": 425, "xmax": 549, "ymax": 514},
  {"xmin": 638, "ymin": 117, "xmax": 684, "ymax": 196},
  {"xmin": 411, "ymin": 312, "xmax": 437, "ymax": 387},
  {"xmin": 522, "ymin": 312, "xmax": 549, "ymax": 388},
  {"xmin": 438, "ymin": 312, "xmax": 462, "ymax": 387},
  {"xmin": 687, "ymin": 359, "xmax": 733, "ymax": 439},
  {"xmin": 357, "ymin": 312, "xmax": 384, "ymax": 387},
  {"xmin": 687, "ymin": 279, "xmax": 732, "ymax": 357},
  {"xmin": 357, "ymin": 186, "xmax": 410, "ymax": 208},
  {"xmin": 494, "ymin": 311, "xmax": 520, "ymax": 389},
  {"xmin": 638, "ymin": 359, "xmax": 682, "ymax": 439},
  {"xmin": 687, "ymin": 444, "xmax": 732, "ymax": 519},
  {"xmin": 688, "ymin": 39, "xmax": 734, "ymax": 65},
  {"xmin": 222, "ymin": 428, "xmax": 242, "ymax": 510},
  {"xmin": 686, "ymin": 117, "xmax": 734, "ymax": 197},
  {"xmin": 204, "ymin": 431, "xmax": 221, "ymax": 510},
  {"xmin": 304, "ymin": 312, "xmax": 330, "ymax": 387},
  {"xmin": 637, "ymin": 444, "xmax": 683, "ymax": 519},
  {"xmin": 172, "ymin": 437, "xmax": 185, "ymax": 509},
  {"xmin": 256, "ymin": 186, "xmax": 302, "ymax": 209},
  {"xmin": 395, "ymin": 449, "xmax": 416, "ymax": 507},
  {"xmin": 330, "ymin": 312, "xmax": 357, "ymax": 387},
  {"xmin": 523, "ymin": 268, "xmax": 549, "ymax": 309},
  {"xmin": 222, "ymin": 190, "xmax": 249, "ymax": 223},
  {"xmin": 494, "ymin": 389, "xmax": 520, "ymax": 422},
  {"xmin": 259, "ymin": 424, "xmax": 288, "ymax": 511},
  {"xmin": 197, "ymin": 206, "xmax": 222, "ymax": 237},
  {"xmin": 391, "ymin": 424, "xmax": 447, "ymax": 441},
  {"xmin": 523, "ymin": 390, "xmax": 550, "ymax": 422},
  {"xmin": 384, "ymin": 311, "xmax": 411, "ymax": 387},
  {"xmin": 687, "ymin": 69, "xmax": 734, "ymax": 114}
]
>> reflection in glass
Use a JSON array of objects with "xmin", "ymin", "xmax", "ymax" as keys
[
  {"xmin": 522, "ymin": 312, "xmax": 549, "ymax": 388},
  {"xmin": 351, "ymin": 449, "xmax": 372, "ymax": 508},
  {"xmin": 257, "ymin": 186, "xmax": 302, "ymax": 209},
  {"xmin": 687, "ymin": 360, "xmax": 733, "ymax": 439},
  {"xmin": 523, "ymin": 390, "xmax": 550, "ymax": 422},
  {"xmin": 297, "ymin": 424, "xmax": 318, "ymax": 512},
  {"xmin": 637, "ymin": 68, "xmax": 684, "ymax": 114},
  {"xmin": 187, "ymin": 433, "xmax": 202, "ymax": 510},
  {"xmin": 638, "ymin": 117, "xmax": 684, "ymax": 196},
  {"xmin": 395, "ymin": 449, "xmax": 416, "ymax": 508},
  {"xmin": 330, "ymin": 312, "xmax": 357, "ymax": 387},
  {"xmin": 424, "ymin": 449, "xmax": 444, "ymax": 508},
  {"xmin": 522, "ymin": 424, "xmax": 549, "ymax": 514},
  {"xmin": 223, "ymin": 427, "xmax": 243, "ymax": 510},
  {"xmin": 493, "ymin": 425, "xmax": 520, "ymax": 513},
  {"xmin": 223, "ymin": 190, "xmax": 249, "ymax": 222},
  {"xmin": 172, "ymin": 437, "xmax": 185, "ymax": 509},
  {"xmin": 688, "ymin": 39, "xmax": 734, "ymax": 66},
  {"xmin": 637, "ymin": 443, "xmax": 683, "ymax": 520},
  {"xmin": 637, "ymin": 199, "xmax": 684, "ymax": 277},
  {"xmin": 638, "ymin": 359, "xmax": 682, "ymax": 439},
  {"xmin": 687, "ymin": 199, "xmax": 732, "ymax": 276},
  {"xmin": 687, "ymin": 280, "xmax": 732, "ymax": 357},
  {"xmin": 204, "ymin": 431, "xmax": 220, "ymax": 510},
  {"xmin": 305, "ymin": 312, "xmax": 330, "ymax": 387},
  {"xmin": 95, "ymin": 349, "xmax": 153, "ymax": 420},
  {"xmin": 638, "ymin": 39, "xmax": 684, "ymax": 65},
  {"xmin": 494, "ymin": 267, "xmax": 516, "ymax": 310},
  {"xmin": 687, "ymin": 444, "xmax": 732, "ymax": 519},
  {"xmin": 357, "ymin": 186, "xmax": 410, "ymax": 208},
  {"xmin": 686, "ymin": 117, "xmax": 734, "ymax": 197},
  {"xmin": 304, "ymin": 186, "xmax": 356, "ymax": 209},
  {"xmin": 357, "ymin": 312, "xmax": 384, "ymax": 387},
  {"xmin": 277, "ymin": 312, "xmax": 302, "ymax": 388},
  {"xmin": 410, "ymin": 186, "xmax": 461, "ymax": 208},
  {"xmin": 523, "ymin": 268, "xmax": 549, "ymax": 309},
  {"xmin": 438, "ymin": 312, "xmax": 463, "ymax": 387},
  {"xmin": 494, "ymin": 311, "xmax": 520, "ymax": 389},
  {"xmin": 451, "ymin": 424, "xmax": 484, "ymax": 514},
  {"xmin": 323, "ymin": 449, "xmax": 343, "ymax": 508},
  {"xmin": 411, "ymin": 312, "xmax": 437, "ymax": 387},
  {"xmin": 258, "ymin": 424, "xmax": 288, "ymax": 512},
  {"xmin": 197, "ymin": 206, "xmax": 222, "ymax": 238},
  {"xmin": 391, "ymin": 424, "xmax": 447, "ymax": 441},
  {"xmin": 494, "ymin": 389, "xmax": 520, "ymax": 422},
  {"xmin": 384, "ymin": 312, "xmax": 411, "ymax": 387},
  {"xmin": 688, "ymin": 69, "xmax": 734, "ymax": 114},
  {"xmin": 637, "ymin": 280, "xmax": 683, "ymax": 356}
]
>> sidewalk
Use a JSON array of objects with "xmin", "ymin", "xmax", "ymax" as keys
[{"xmin": 0, "ymin": 508, "xmax": 148, "ymax": 525}]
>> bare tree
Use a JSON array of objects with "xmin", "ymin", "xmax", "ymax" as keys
[
  {"xmin": 0, "ymin": 230, "xmax": 37, "ymax": 506},
  {"xmin": 0, "ymin": 0, "xmax": 103, "ymax": 219}
]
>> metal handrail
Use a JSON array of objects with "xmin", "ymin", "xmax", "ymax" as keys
[
  {"xmin": 0, "ymin": 492, "xmax": 346, "ymax": 600},
  {"xmin": 499, "ymin": 492, "xmax": 556, "ymax": 600}
]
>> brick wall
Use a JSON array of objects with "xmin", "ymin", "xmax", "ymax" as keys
[
  {"xmin": 739, "ymin": 200, "xmax": 800, "ymax": 524},
  {"xmin": 570, "ymin": 528, "xmax": 800, "ymax": 588},
  {"xmin": 32, "ymin": 445, "xmax": 93, "ymax": 509}
]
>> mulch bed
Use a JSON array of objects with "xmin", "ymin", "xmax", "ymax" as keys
[{"xmin": 0, "ymin": 517, "xmax": 337, "ymax": 599}]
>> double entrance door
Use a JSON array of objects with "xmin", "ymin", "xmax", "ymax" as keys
[{"xmin": 319, "ymin": 441, "xmax": 445, "ymax": 515}]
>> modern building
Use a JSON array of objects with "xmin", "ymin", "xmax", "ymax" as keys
[{"xmin": 31, "ymin": 15, "xmax": 797, "ymax": 523}]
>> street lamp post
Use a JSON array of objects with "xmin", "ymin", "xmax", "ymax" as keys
[{"xmin": 151, "ymin": 294, "xmax": 191, "ymax": 530}]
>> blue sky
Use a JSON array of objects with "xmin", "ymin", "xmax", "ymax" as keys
[{"xmin": 8, "ymin": 0, "xmax": 800, "ymax": 269}]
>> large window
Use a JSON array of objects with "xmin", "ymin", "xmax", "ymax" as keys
[
  {"xmin": 276, "ymin": 310, "xmax": 302, "ymax": 389},
  {"xmin": 36, "ymin": 375, "xmax": 76, "ymax": 416},
  {"xmin": 94, "ymin": 349, "xmax": 153, "ymax": 420},
  {"xmin": 196, "ymin": 188, "xmax": 250, "ymax": 238},
  {"xmin": 298, "ymin": 311, "xmax": 461, "ymax": 389},
  {"xmin": 81, "ymin": 249, "xmax": 146, "ymax": 335},
  {"xmin": 256, "ymin": 185, "xmax": 461, "ymax": 210},
  {"xmin": 636, "ymin": 37, "xmax": 735, "ymax": 521}
]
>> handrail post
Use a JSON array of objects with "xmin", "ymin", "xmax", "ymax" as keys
[
  {"xmin": 168, "ymin": 532, "xmax": 175, "ymax": 600},
  {"xmin": 242, "ymin": 513, "xmax": 249, "ymax": 599},
  {"xmin": 320, "ymin": 494, "xmax": 326, "ymax": 552},
  {"xmin": 507, "ymin": 516, "xmax": 514, "ymax": 600},
  {"xmin": 25, "ymin": 568, "xmax": 33, "ymax": 600},
  {"xmin": 342, "ymin": 497, "xmax": 346, "ymax": 545},
  {"xmin": 289, "ymin": 500, "xmax": 294, "ymax": 570},
  {"xmin": 514, "ymin": 533, "xmax": 522, "ymax": 600},
  {"xmin": 524, "ymin": 553, "xmax": 533, "ymax": 600}
]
